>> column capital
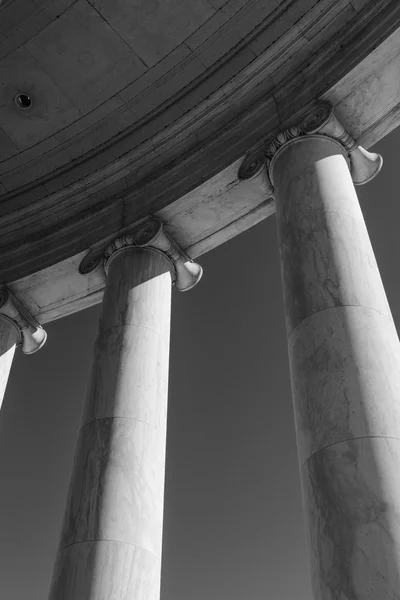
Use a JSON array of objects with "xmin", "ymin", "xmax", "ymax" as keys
[
  {"xmin": 238, "ymin": 100, "xmax": 383, "ymax": 193},
  {"xmin": 79, "ymin": 218, "xmax": 203, "ymax": 292},
  {"xmin": 0, "ymin": 286, "xmax": 47, "ymax": 354}
]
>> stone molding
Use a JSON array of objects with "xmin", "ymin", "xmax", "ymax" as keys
[
  {"xmin": 0, "ymin": 1, "xmax": 398, "ymax": 285},
  {"xmin": 80, "ymin": 218, "xmax": 203, "ymax": 292},
  {"xmin": 238, "ymin": 100, "xmax": 383, "ymax": 193},
  {"xmin": 0, "ymin": 286, "xmax": 47, "ymax": 354}
]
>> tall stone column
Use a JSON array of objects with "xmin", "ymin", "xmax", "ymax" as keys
[
  {"xmin": 0, "ymin": 287, "xmax": 47, "ymax": 409},
  {"xmin": 48, "ymin": 219, "xmax": 202, "ymax": 600},
  {"xmin": 0, "ymin": 317, "xmax": 19, "ymax": 411},
  {"xmin": 239, "ymin": 102, "xmax": 400, "ymax": 598}
]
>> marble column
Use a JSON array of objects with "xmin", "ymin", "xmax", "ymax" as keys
[
  {"xmin": 238, "ymin": 101, "xmax": 400, "ymax": 598},
  {"xmin": 48, "ymin": 220, "xmax": 202, "ymax": 600},
  {"xmin": 0, "ymin": 316, "xmax": 19, "ymax": 410},
  {"xmin": 273, "ymin": 136, "xmax": 400, "ymax": 595},
  {"xmin": 0, "ymin": 286, "xmax": 47, "ymax": 409}
]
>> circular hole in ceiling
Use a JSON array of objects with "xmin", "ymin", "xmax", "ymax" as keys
[{"xmin": 14, "ymin": 93, "xmax": 32, "ymax": 110}]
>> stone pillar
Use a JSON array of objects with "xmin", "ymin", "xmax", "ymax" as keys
[
  {"xmin": 239, "ymin": 102, "xmax": 400, "ymax": 598},
  {"xmin": 0, "ymin": 286, "xmax": 47, "ymax": 409},
  {"xmin": 49, "ymin": 219, "xmax": 202, "ymax": 600},
  {"xmin": 0, "ymin": 317, "xmax": 19, "ymax": 410}
]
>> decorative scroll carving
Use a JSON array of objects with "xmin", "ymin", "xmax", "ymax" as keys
[
  {"xmin": 79, "ymin": 251, "xmax": 103, "ymax": 276},
  {"xmin": 238, "ymin": 100, "xmax": 382, "ymax": 191},
  {"xmin": 0, "ymin": 287, "xmax": 47, "ymax": 354},
  {"xmin": 237, "ymin": 152, "xmax": 274, "ymax": 196},
  {"xmin": 80, "ymin": 218, "xmax": 203, "ymax": 292}
]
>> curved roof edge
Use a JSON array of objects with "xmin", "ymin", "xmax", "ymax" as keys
[{"xmin": 1, "ymin": 0, "xmax": 400, "ymax": 290}]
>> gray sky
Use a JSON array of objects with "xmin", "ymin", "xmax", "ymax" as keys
[{"xmin": 0, "ymin": 128, "xmax": 398, "ymax": 599}]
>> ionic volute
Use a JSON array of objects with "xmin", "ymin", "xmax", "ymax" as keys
[
  {"xmin": 0, "ymin": 287, "xmax": 47, "ymax": 354},
  {"xmin": 238, "ymin": 100, "xmax": 383, "ymax": 191}
]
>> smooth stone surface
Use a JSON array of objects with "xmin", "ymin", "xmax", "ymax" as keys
[
  {"xmin": 302, "ymin": 437, "xmax": 400, "ymax": 599},
  {"xmin": 9, "ymin": 158, "xmax": 271, "ymax": 324},
  {"xmin": 0, "ymin": 316, "xmax": 18, "ymax": 410},
  {"xmin": 1, "ymin": 0, "xmax": 399, "ymax": 291},
  {"xmin": 289, "ymin": 305, "xmax": 400, "ymax": 465},
  {"xmin": 98, "ymin": 248, "xmax": 172, "ymax": 338},
  {"xmin": 274, "ymin": 138, "xmax": 391, "ymax": 334},
  {"xmin": 49, "ymin": 247, "xmax": 172, "ymax": 600},
  {"xmin": 60, "ymin": 417, "xmax": 166, "ymax": 555},
  {"xmin": 279, "ymin": 208, "xmax": 391, "ymax": 333},
  {"xmin": 50, "ymin": 540, "xmax": 160, "ymax": 600},
  {"xmin": 273, "ymin": 134, "xmax": 400, "ymax": 599},
  {"xmin": 83, "ymin": 326, "xmax": 168, "ymax": 427},
  {"xmin": 274, "ymin": 145, "xmax": 361, "ymax": 223}
]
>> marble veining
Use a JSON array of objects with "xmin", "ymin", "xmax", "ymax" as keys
[
  {"xmin": 83, "ymin": 325, "xmax": 169, "ymax": 428},
  {"xmin": 49, "ymin": 539, "xmax": 160, "ymax": 600},
  {"xmin": 279, "ymin": 209, "xmax": 391, "ymax": 334},
  {"xmin": 273, "ymin": 137, "xmax": 391, "ymax": 335},
  {"xmin": 99, "ymin": 248, "xmax": 172, "ymax": 338},
  {"xmin": 274, "ymin": 142, "xmax": 360, "ymax": 225},
  {"xmin": 50, "ymin": 247, "xmax": 172, "ymax": 599},
  {"xmin": 60, "ymin": 416, "xmax": 167, "ymax": 556},
  {"xmin": 0, "ymin": 317, "xmax": 17, "ymax": 410},
  {"xmin": 289, "ymin": 305, "xmax": 400, "ymax": 465},
  {"xmin": 302, "ymin": 437, "xmax": 400, "ymax": 599},
  {"xmin": 274, "ymin": 133, "xmax": 400, "ymax": 599}
]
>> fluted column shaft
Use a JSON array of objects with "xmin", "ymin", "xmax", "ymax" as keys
[
  {"xmin": 273, "ymin": 135, "xmax": 400, "ymax": 598},
  {"xmin": 49, "ymin": 246, "xmax": 172, "ymax": 599},
  {"xmin": 0, "ymin": 317, "xmax": 19, "ymax": 410}
]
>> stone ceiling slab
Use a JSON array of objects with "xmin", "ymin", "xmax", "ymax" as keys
[
  {"xmin": 184, "ymin": 0, "xmax": 250, "ymax": 51},
  {"xmin": 0, "ymin": 0, "xmax": 38, "ymax": 41},
  {"xmin": 126, "ymin": 54, "xmax": 206, "ymax": 118},
  {"xmin": 331, "ymin": 51, "xmax": 400, "ymax": 140},
  {"xmin": 26, "ymin": 0, "xmax": 147, "ymax": 113},
  {"xmin": 0, "ymin": 128, "xmax": 18, "ymax": 160},
  {"xmin": 192, "ymin": 0, "xmax": 280, "ymax": 66},
  {"xmin": 91, "ymin": 0, "xmax": 216, "ymax": 67},
  {"xmin": 209, "ymin": 0, "xmax": 230, "ymax": 8},
  {"xmin": 0, "ymin": 0, "xmax": 399, "ymax": 289},
  {"xmin": 0, "ymin": 0, "xmax": 77, "ymax": 61},
  {"xmin": 0, "ymin": 46, "xmax": 81, "ymax": 150}
]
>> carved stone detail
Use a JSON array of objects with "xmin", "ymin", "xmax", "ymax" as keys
[
  {"xmin": 0, "ymin": 286, "xmax": 47, "ymax": 354},
  {"xmin": 238, "ymin": 100, "xmax": 382, "ymax": 191},
  {"xmin": 80, "ymin": 218, "xmax": 203, "ymax": 292}
]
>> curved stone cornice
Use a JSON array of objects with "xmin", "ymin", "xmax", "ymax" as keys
[
  {"xmin": 238, "ymin": 101, "xmax": 383, "ymax": 192},
  {"xmin": 80, "ymin": 218, "xmax": 203, "ymax": 292},
  {"xmin": 0, "ymin": 286, "xmax": 47, "ymax": 354},
  {"xmin": 0, "ymin": 0, "xmax": 398, "ymax": 284}
]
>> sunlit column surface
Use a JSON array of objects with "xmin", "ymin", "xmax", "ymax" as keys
[
  {"xmin": 272, "ymin": 134, "xmax": 400, "ymax": 598},
  {"xmin": 48, "ymin": 246, "xmax": 172, "ymax": 599},
  {"xmin": 0, "ymin": 287, "xmax": 47, "ymax": 410},
  {"xmin": 0, "ymin": 317, "xmax": 19, "ymax": 410},
  {"xmin": 48, "ymin": 220, "xmax": 202, "ymax": 599}
]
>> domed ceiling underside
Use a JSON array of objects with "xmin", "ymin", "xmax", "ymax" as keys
[{"xmin": 0, "ymin": 0, "xmax": 400, "ymax": 283}]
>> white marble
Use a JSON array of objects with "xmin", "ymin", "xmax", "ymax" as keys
[
  {"xmin": 273, "ymin": 134, "xmax": 400, "ymax": 598},
  {"xmin": 83, "ymin": 325, "xmax": 168, "ymax": 427},
  {"xmin": 0, "ymin": 317, "xmax": 18, "ymax": 410},
  {"xmin": 98, "ymin": 247, "xmax": 171, "ymax": 339},
  {"xmin": 59, "ymin": 416, "xmax": 166, "ymax": 556},
  {"xmin": 49, "ymin": 540, "xmax": 160, "ymax": 600},
  {"xmin": 49, "ymin": 247, "xmax": 172, "ymax": 600},
  {"xmin": 274, "ymin": 137, "xmax": 391, "ymax": 335},
  {"xmin": 289, "ymin": 305, "xmax": 400, "ymax": 466},
  {"xmin": 302, "ymin": 437, "xmax": 400, "ymax": 599}
]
